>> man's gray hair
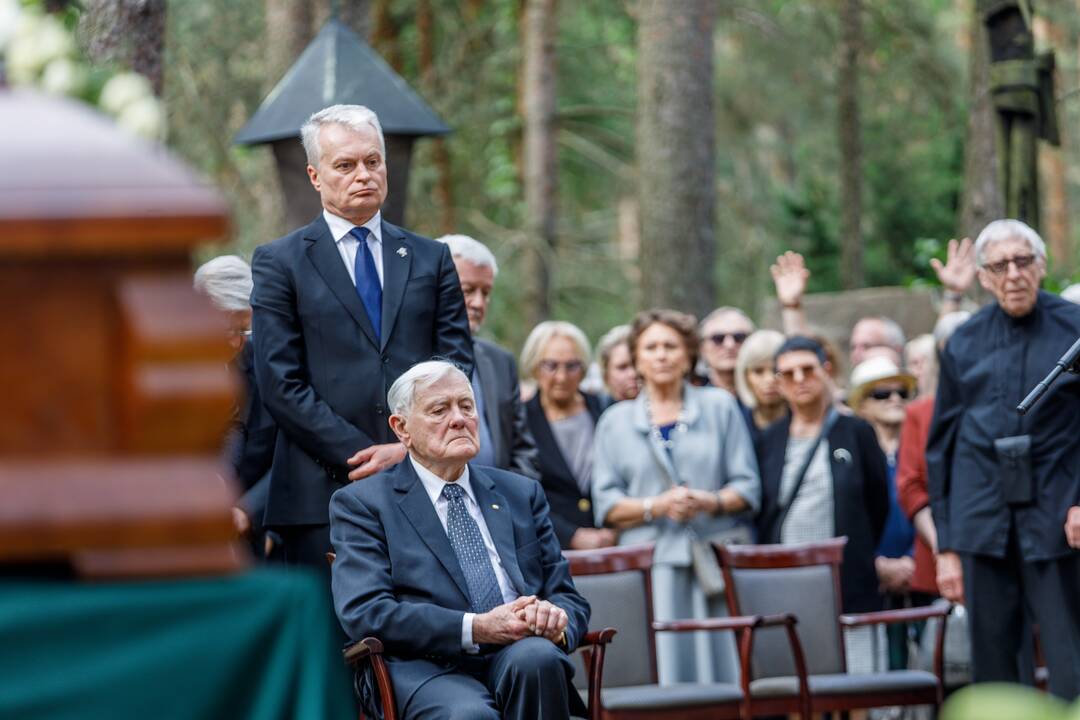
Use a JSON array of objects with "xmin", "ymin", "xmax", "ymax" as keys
[
  {"xmin": 300, "ymin": 104, "xmax": 386, "ymax": 168},
  {"xmin": 387, "ymin": 360, "xmax": 472, "ymax": 418},
  {"xmin": 974, "ymin": 219, "xmax": 1047, "ymax": 267},
  {"xmin": 435, "ymin": 234, "xmax": 499, "ymax": 277},
  {"xmin": 856, "ymin": 315, "xmax": 906, "ymax": 350},
  {"xmin": 700, "ymin": 306, "xmax": 756, "ymax": 333},
  {"xmin": 193, "ymin": 255, "xmax": 253, "ymax": 312}
]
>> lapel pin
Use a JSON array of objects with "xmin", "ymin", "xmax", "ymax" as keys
[
  {"xmin": 397, "ymin": 247, "xmax": 408, "ymax": 258},
  {"xmin": 491, "ymin": 504, "xmax": 500, "ymax": 510},
  {"xmin": 833, "ymin": 448, "xmax": 852, "ymax": 463}
]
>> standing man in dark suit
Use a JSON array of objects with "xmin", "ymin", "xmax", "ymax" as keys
[
  {"xmin": 251, "ymin": 105, "xmax": 473, "ymax": 567},
  {"xmin": 330, "ymin": 361, "xmax": 589, "ymax": 719},
  {"xmin": 436, "ymin": 234, "xmax": 539, "ymax": 479}
]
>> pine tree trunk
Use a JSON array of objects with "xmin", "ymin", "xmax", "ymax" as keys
[
  {"xmin": 80, "ymin": 0, "xmax": 167, "ymax": 95},
  {"xmin": 417, "ymin": 0, "xmax": 455, "ymax": 233},
  {"xmin": 637, "ymin": 0, "xmax": 717, "ymax": 317},
  {"xmin": 959, "ymin": 2, "xmax": 1004, "ymax": 240},
  {"xmin": 837, "ymin": 0, "xmax": 863, "ymax": 290},
  {"xmin": 521, "ymin": 0, "xmax": 559, "ymax": 326},
  {"xmin": 265, "ymin": 0, "xmax": 315, "ymax": 88}
]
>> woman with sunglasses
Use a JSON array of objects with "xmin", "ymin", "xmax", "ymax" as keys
[
  {"xmin": 849, "ymin": 355, "xmax": 919, "ymax": 671},
  {"xmin": 521, "ymin": 321, "xmax": 617, "ymax": 551}
]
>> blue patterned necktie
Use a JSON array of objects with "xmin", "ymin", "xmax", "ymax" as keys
[
  {"xmin": 351, "ymin": 226, "xmax": 382, "ymax": 341},
  {"xmin": 442, "ymin": 483, "xmax": 504, "ymax": 614}
]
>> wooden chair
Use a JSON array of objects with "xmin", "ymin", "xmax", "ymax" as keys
[
  {"xmin": 327, "ymin": 552, "xmax": 614, "ymax": 720},
  {"xmin": 717, "ymin": 538, "xmax": 952, "ymax": 719},
  {"xmin": 565, "ymin": 543, "xmax": 799, "ymax": 720}
]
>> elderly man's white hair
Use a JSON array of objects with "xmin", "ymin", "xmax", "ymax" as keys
[
  {"xmin": 435, "ymin": 234, "xmax": 499, "ymax": 277},
  {"xmin": 699, "ymin": 306, "xmax": 756, "ymax": 333},
  {"xmin": 856, "ymin": 315, "xmax": 906, "ymax": 350},
  {"xmin": 388, "ymin": 360, "xmax": 472, "ymax": 418},
  {"xmin": 193, "ymin": 255, "xmax": 253, "ymax": 312},
  {"xmin": 974, "ymin": 219, "xmax": 1047, "ymax": 268},
  {"xmin": 1061, "ymin": 283, "xmax": 1080, "ymax": 304},
  {"xmin": 300, "ymin": 104, "xmax": 386, "ymax": 168}
]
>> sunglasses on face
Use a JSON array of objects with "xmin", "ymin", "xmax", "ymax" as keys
[
  {"xmin": 982, "ymin": 254, "xmax": 1037, "ymax": 276},
  {"xmin": 708, "ymin": 332, "xmax": 749, "ymax": 346},
  {"xmin": 538, "ymin": 359, "xmax": 585, "ymax": 375},
  {"xmin": 867, "ymin": 387, "xmax": 910, "ymax": 401},
  {"xmin": 775, "ymin": 364, "xmax": 820, "ymax": 381}
]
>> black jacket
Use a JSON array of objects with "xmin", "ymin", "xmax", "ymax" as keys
[
  {"xmin": 473, "ymin": 339, "xmax": 540, "ymax": 479},
  {"xmin": 755, "ymin": 413, "xmax": 890, "ymax": 613},
  {"xmin": 251, "ymin": 214, "xmax": 473, "ymax": 527},
  {"xmin": 525, "ymin": 392, "xmax": 605, "ymax": 549}
]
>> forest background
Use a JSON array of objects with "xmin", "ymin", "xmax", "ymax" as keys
[{"xmin": 28, "ymin": 0, "xmax": 1080, "ymax": 351}]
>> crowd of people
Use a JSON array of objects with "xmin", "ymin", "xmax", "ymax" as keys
[{"xmin": 193, "ymin": 104, "xmax": 1080, "ymax": 719}]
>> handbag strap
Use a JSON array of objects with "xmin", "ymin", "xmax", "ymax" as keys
[{"xmin": 777, "ymin": 408, "xmax": 839, "ymax": 531}]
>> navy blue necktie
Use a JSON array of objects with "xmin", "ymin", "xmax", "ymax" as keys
[
  {"xmin": 351, "ymin": 226, "xmax": 382, "ymax": 341},
  {"xmin": 442, "ymin": 483, "xmax": 504, "ymax": 614}
]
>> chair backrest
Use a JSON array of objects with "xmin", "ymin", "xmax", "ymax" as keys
[
  {"xmin": 718, "ymin": 538, "xmax": 847, "ymax": 678},
  {"xmin": 565, "ymin": 543, "xmax": 656, "ymax": 689}
]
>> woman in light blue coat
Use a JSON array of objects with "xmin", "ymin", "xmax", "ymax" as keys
[{"xmin": 593, "ymin": 308, "xmax": 761, "ymax": 686}]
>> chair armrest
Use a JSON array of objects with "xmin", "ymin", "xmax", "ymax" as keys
[
  {"xmin": 578, "ymin": 628, "xmax": 617, "ymax": 720},
  {"xmin": 343, "ymin": 636, "xmax": 384, "ymax": 664},
  {"xmin": 582, "ymin": 628, "xmax": 617, "ymax": 646},
  {"xmin": 839, "ymin": 603, "xmax": 952, "ymax": 628},
  {"xmin": 342, "ymin": 637, "xmax": 399, "ymax": 720},
  {"xmin": 652, "ymin": 615, "xmax": 761, "ymax": 633}
]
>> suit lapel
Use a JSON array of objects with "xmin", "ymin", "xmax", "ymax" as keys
[
  {"xmin": 474, "ymin": 343, "xmax": 504, "ymax": 460},
  {"xmin": 527, "ymin": 395, "xmax": 578, "ymax": 491},
  {"xmin": 393, "ymin": 463, "xmax": 472, "ymax": 604},
  {"xmin": 303, "ymin": 217, "xmax": 379, "ymax": 348},
  {"xmin": 379, "ymin": 221, "xmax": 412, "ymax": 351},
  {"xmin": 470, "ymin": 466, "xmax": 527, "ymax": 594}
]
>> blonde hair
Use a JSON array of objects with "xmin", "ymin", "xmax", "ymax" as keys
[
  {"xmin": 519, "ymin": 321, "xmax": 591, "ymax": 379},
  {"xmin": 734, "ymin": 330, "xmax": 785, "ymax": 408}
]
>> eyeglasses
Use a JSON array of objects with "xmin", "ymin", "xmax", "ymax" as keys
[
  {"xmin": 775, "ymin": 363, "xmax": 820, "ymax": 381},
  {"xmin": 982, "ymin": 254, "xmax": 1037, "ymax": 275},
  {"xmin": 708, "ymin": 332, "xmax": 749, "ymax": 346},
  {"xmin": 538, "ymin": 359, "xmax": 585, "ymax": 375},
  {"xmin": 867, "ymin": 387, "xmax": 910, "ymax": 401}
]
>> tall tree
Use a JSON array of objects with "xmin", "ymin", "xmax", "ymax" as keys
[
  {"xmin": 80, "ymin": 0, "xmax": 167, "ymax": 95},
  {"xmin": 637, "ymin": 0, "xmax": 717, "ymax": 316},
  {"xmin": 417, "ymin": 0, "xmax": 454, "ymax": 233},
  {"xmin": 521, "ymin": 0, "xmax": 559, "ymax": 325},
  {"xmin": 837, "ymin": 0, "xmax": 863, "ymax": 289},
  {"xmin": 959, "ymin": 2, "xmax": 1005, "ymax": 239},
  {"xmin": 265, "ymin": 0, "xmax": 315, "ymax": 87}
]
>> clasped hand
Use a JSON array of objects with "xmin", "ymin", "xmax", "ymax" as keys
[
  {"xmin": 472, "ymin": 595, "xmax": 568, "ymax": 646},
  {"xmin": 653, "ymin": 486, "xmax": 720, "ymax": 522}
]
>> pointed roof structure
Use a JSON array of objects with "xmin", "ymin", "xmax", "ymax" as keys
[{"xmin": 234, "ymin": 19, "xmax": 450, "ymax": 145}]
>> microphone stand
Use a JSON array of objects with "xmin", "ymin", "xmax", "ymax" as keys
[{"xmin": 1017, "ymin": 335, "xmax": 1080, "ymax": 415}]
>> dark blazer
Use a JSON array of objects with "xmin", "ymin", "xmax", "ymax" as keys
[
  {"xmin": 473, "ymin": 339, "xmax": 540, "ymax": 479},
  {"xmin": 755, "ymin": 414, "xmax": 890, "ymax": 613},
  {"xmin": 525, "ymin": 392, "xmax": 605, "ymax": 548},
  {"xmin": 329, "ymin": 460, "xmax": 590, "ymax": 714},
  {"xmin": 251, "ymin": 214, "xmax": 473, "ymax": 526},
  {"xmin": 226, "ymin": 341, "xmax": 277, "ymax": 492}
]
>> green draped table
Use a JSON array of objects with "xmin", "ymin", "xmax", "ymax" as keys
[{"xmin": 0, "ymin": 568, "xmax": 356, "ymax": 719}]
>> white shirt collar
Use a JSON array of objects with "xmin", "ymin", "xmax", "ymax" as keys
[
  {"xmin": 324, "ymin": 209, "xmax": 382, "ymax": 245},
  {"xmin": 410, "ymin": 455, "xmax": 475, "ymax": 506}
]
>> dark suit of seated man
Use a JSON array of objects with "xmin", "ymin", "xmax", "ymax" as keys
[{"xmin": 330, "ymin": 360, "xmax": 590, "ymax": 720}]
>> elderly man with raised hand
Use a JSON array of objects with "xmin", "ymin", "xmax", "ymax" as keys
[
  {"xmin": 699, "ymin": 306, "xmax": 755, "ymax": 395},
  {"xmin": 928, "ymin": 219, "xmax": 1080, "ymax": 699},
  {"xmin": 436, "ymin": 234, "xmax": 539, "ymax": 479},
  {"xmin": 251, "ymin": 105, "xmax": 473, "ymax": 569},
  {"xmin": 330, "ymin": 361, "xmax": 589, "ymax": 720}
]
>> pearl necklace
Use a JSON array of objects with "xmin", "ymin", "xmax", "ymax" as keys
[{"xmin": 645, "ymin": 393, "xmax": 688, "ymax": 450}]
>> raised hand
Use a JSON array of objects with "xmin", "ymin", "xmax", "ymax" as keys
[
  {"xmin": 929, "ymin": 237, "xmax": 976, "ymax": 295},
  {"xmin": 770, "ymin": 251, "xmax": 810, "ymax": 307}
]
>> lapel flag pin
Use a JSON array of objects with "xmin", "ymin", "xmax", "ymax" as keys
[
  {"xmin": 491, "ymin": 504, "xmax": 500, "ymax": 510},
  {"xmin": 397, "ymin": 247, "xmax": 408, "ymax": 257}
]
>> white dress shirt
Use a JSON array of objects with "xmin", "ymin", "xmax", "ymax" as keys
[
  {"xmin": 324, "ymin": 209, "xmax": 384, "ymax": 287},
  {"xmin": 410, "ymin": 456, "xmax": 518, "ymax": 652}
]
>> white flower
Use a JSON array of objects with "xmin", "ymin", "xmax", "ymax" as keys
[
  {"xmin": 100, "ymin": 72, "xmax": 154, "ymax": 115},
  {"xmin": 0, "ymin": 0, "xmax": 21, "ymax": 53},
  {"xmin": 117, "ymin": 95, "xmax": 165, "ymax": 140},
  {"xmin": 5, "ymin": 12, "xmax": 74, "ymax": 84},
  {"xmin": 41, "ymin": 57, "xmax": 87, "ymax": 96}
]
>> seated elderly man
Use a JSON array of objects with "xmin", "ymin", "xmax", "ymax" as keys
[{"xmin": 330, "ymin": 360, "xmax": 590, "ymax": 720}]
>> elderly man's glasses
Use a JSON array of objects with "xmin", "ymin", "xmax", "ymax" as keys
[
  {"xmin": 983, "ymin": 254, "xmax": 1037, "ymax": 275},
  {"xmin": 538, "ymin": 359, "xmax": 584, "ymax": 375},
  {"xmin": 708, "ymin": 332, "xmax": 749, "ymax": 346},
  {"xmin": 868, "ymin": 387, "xmax": 910, "ymax": 401}
]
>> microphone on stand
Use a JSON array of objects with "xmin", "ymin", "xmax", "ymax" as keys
[{"xmin": 1017, "ymin": 335, "xmax": 1080, "ymax": 415}]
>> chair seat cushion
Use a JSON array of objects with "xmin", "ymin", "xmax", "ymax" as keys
[
  {"xmin": 591, "ymin": 682, "xmax": 744, "ymax": 710},
  {"xmin": 750, "ymin": 670, "xmax": 938, "ymax": 698}
]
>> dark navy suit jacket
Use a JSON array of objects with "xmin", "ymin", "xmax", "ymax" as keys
[
  {"xmin": 329, "ymin": 460, "xmax": 590, "ymax": 713},
  {"xmin": 251, "ymin": 214, "xmax": 473, "ymax": 526}
]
